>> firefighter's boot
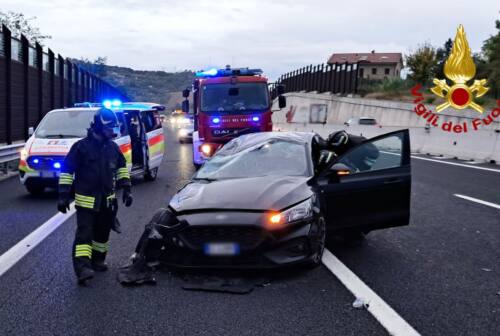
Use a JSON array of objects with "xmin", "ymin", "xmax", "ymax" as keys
[{"xmin": 78, "ymin": 267, "xmax": 95, "ymax": 285}]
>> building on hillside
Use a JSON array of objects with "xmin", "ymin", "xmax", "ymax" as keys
[{"xmin": 327, "ymin": 51, "xmax": 403, "ymax": 80}]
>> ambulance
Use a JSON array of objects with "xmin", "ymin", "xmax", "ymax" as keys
[{"xmin": 19, "ymin": 101, "xmax": 166, "ymax": 194}]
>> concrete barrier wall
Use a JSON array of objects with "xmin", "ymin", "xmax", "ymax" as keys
[{"xmin": 272, "ymin": 92, "xmax": 500, "ymax": 164}]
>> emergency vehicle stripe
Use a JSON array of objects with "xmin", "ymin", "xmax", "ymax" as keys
[
  {"xmin": 92, "ymin": 241, "xmax": 109, "ymax": 253},
  {"xmin": 59, "ymin": 173, "xmax": 74, "ymax": 185},
  {"xmin": 116, "ymin": 167, "xmax": 130, "ymax": 180},
  {"xmin": 75, "ymin": 244, "xmax": 92, "ymax": 258},
  {"xmin": 75, "ymin": 194, "xmax": 95, "ymax": 209}
]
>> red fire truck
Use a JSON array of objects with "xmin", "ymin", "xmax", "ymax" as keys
[{"xmin": 182, "ymin": 66, "xmax": 286, "ymax": 167}]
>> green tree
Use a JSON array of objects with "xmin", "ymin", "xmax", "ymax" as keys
[
  {"xmin": 481, "ymin": 18, "xmax": 500, "ymax": 97},
  {"xmin": 405, "ymin": 43, "xmax": 438, "ymax": 85},
  {"xmin": 0, "ymin": 11, "xmax": 51, "ymax": 45},
  {"xmin": 435, "ymin": 38, "xmax": 453, "ymax": 79}
]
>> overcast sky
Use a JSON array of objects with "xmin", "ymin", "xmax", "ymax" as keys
[{"xmin": 3, "ymin": 0, "xmax": 499, "ymax": 79}]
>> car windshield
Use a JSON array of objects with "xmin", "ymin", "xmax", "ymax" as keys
[
  {"xmin": 195, "ymin": 139, "xmax": 310, "ymax": 180},
  {"xmin": 35, "ymin": 110, "xmax": 94, "ymax": 138},
  {"xmin": 201, "ymin": 82, "xmax": 269, "ymax": 114}
]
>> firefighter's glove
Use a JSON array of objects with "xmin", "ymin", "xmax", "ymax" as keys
[
  {"xmin": 57, "ymin": 195, "xmax": 71, "ymax": 213},
  {"xmin": 122, "ymin": 187, "xmax": 133, "ymax": 207}
]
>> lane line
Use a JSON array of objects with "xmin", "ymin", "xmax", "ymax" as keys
[
  {"xmin": 411, "ymin": 155, "xmax": 500, "ymax": 173},
  {"xmin": 454, "ymin": 194, "xmax": 500, "ymax": 210},
  {"xmin": 322, "ymin": 249, "xmax": 420, "ymax": 336},
  {"xmin": 0, "ymin": 203, "xmax": 76, "ymax": 278}
]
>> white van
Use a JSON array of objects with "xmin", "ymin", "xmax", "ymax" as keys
[{"xmin": 19, "ymin": 102, "xmax": 166, "ymax": 194}]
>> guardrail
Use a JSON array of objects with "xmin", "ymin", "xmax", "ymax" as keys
[{"xmin": 0, "ymin": 143, "xmax": 24, "ymax": 173}]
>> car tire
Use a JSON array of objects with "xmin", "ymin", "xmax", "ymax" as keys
[
  {"xmin": 144, "ymin": 167, "xmax": 158, "ymax": 181},
  {"xmin": 26, "ymin": 184, "xmax": 45, "ymax": 195},
  {"xmin": 305, "ymin": 216, "xmax": 326, "ymax": 268}
]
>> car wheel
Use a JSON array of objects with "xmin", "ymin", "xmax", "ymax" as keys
[
  {"xmin": 26, "ymin": 184, "xmax": 45, "ymax": 195},
  {"xmin": 144, "ymin": 167, "xmax": 158, "ymax": 181},
  {"xmin": 307, "ymin": 216, "xmax": 326, "ymax": 268}
]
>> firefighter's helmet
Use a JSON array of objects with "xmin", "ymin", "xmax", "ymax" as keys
[{"xmin": 91, "ymin": 108, "xmax": 119, "ymax": 136}]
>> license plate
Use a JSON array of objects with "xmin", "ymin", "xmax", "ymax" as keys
[
  {"xmin": 39, "ymin": 170, "xmax": 59, "ymax": 178},
  {"xmin": 203, "ymin": 242, "xmax": 240, "ymax": 256}
]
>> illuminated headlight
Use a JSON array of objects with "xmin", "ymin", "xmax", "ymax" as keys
[
  {"xmin": 20, "ymin": 148, "xmax": 28, "ymax": 160},
  {"xmin": 180, "ymin": 118, "xmax": 190, "ymax": 124},
  {"xmin": 267, "ymin": 198, "xmax": 313, "ymax": 229},
  {"xmin": 179, "ymin": 129, "xmax": 189, "ymax": 137}
]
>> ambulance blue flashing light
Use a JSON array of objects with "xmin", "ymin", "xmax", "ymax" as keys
[
  {"xmin": 102, "ymin": 99, "xmax": 122, "ymax": 109},
  {"xmin": 212, "ymin": 117, "xmax": 221, "ymax": 124}
]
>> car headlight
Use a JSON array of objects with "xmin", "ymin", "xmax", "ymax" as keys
[
  {"xmin": 20, "ymin": 148, "xmax": 28, "ymax": 161},
  {"xmin": 267, "ymin": 198, "xmax": 313, "ymax": 229},
  {"xmin": 179, "ymin": 129, "xmax": 188, "ymax": 137}
]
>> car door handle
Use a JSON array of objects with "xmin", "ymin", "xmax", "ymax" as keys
[{"xmin": 383, "ymin": 178, "xmax": 403, "ymax": 185}]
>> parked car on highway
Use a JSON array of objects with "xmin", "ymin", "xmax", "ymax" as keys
[
  {"xmin": 19, "ymin": 101, "xmax": 166, "ymax": 194},
  {"xmin": 178, "ymin": 120, "xmax": 194, "ymax": 144},
  {"xmin": 344, "ymin": 117, "xmax": 378, "ymax": 126},
  {"xmin": 164, "ymin": 130, "xmax": 411, "ymax": 268}
]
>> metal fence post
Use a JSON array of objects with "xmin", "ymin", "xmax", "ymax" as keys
[
  {"xmin": 21, "ymin": 34, "xmax": 29, "ymax": 140},
  {"xmin": 48, "ymin": 49, "xmax": 55, "ymax": 110},
  {"xmin": 2, "ymin": 25, "xmax": 12, "ymax": 144},
  {"xmin": 35, "ymin": 42, "xmax": 43, "ymax": 123},
  {"xmin": 353, "ymin": 62, "xmax": 360, "ymax": 94},
  {"xmin": 67, "ymin": 59, "xmax": 73, "ymax": 105},
  {"xmin": 58, "ymin": 54, "xmax": 64, "ymax": 107}
]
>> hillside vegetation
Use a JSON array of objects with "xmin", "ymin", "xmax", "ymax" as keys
[{"xmin": 101, "ymin": 65, "xmax": 195, "ymax": 109}]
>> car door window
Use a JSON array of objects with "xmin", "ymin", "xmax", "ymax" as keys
[
  {"xmin": 141, "ymin": 111, "xmax": 155, "ymax": 132},
  {"xmin": 337, "ymin": 133, "xmax": 403, "ymax": 173}
]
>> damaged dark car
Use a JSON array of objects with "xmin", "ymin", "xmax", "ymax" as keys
[{"xmin": 156, "ymin": 130, "xmax": 411, "ymax": 268}]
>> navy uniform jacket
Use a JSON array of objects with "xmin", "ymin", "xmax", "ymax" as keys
[{"xmin": 58, "ymin": 130, "xmax": 131, "ymax": 211}]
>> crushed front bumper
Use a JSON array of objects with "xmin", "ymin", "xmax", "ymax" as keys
[{"xmin": 160, "ymin": 211, "xmax": 319, "ymax": 269}]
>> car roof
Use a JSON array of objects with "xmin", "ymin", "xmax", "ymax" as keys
[
  {"xmin": 120, "ymin": 102, "xmax": 162, "ymax": 111},
  {"xmin": 48, "ymin": 107, "xmax": 99, "ymax": 114}
]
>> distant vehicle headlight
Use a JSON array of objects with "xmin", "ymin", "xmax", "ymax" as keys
[
  {"xmin": 179, "ymin": 129, "xmax": 189, "ymax": 137},
  {"xmin": 180, "ymin": 118, "xmax": 190, "ymax": 124},
  {"xmin": 266, "ymin": 198, "xmax": 313, "ymax": 229}
]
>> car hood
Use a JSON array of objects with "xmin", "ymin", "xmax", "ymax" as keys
[{"xmin": 169, "ymin": 175, "xmax": 313, "ymax": 213}]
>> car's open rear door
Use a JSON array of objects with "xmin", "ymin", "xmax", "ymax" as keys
[{"xmin": 318, "ymin": 129, "xmax": 411, "ymax": 232}]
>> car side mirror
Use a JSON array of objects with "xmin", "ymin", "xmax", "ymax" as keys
[
  {"xmin": 278, "ymin": 95, "xmax": 286, "ymax": 109},
  {"xmin": 28, "ymin": 127, "xmax": 34, "ymax": 136},
  {"xmin": 329, "ymin": 163, "xmax": 352, "ymax": 177},
  {"xmin": 182, "ymin": 100, "xmax": 189, "ymax": 113},
  {"xmin": 182, "ymin": 89, "xmax": 190, "ymax": 98}
]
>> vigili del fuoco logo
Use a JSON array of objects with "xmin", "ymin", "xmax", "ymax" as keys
[{"xmin": 411, "ymin": 25, "xmax": 500, "ymax": 133}]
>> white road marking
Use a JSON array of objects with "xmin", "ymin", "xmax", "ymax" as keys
[
  {"xmin": 454, "ymin": 194, "xmax": 500, "ymax": 210},
  {"xmin": 322, "ymin": 249, "xmax": 420, "ymax": 336},
  {"xmin": 0, "ymin": 203, "xmax": 76, "ymax": 278},
  {"xmin": 411, "ymin": 155, "xmax": 500, "ymax": 173}
]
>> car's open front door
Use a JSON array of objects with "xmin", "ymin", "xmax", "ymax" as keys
[{"xmin": 318, "ymin": 129, "xmax": 411, "ymax": 233}]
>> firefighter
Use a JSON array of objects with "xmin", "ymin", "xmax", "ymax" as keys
[
  {"xmin": 316, "ymin": 130, "xmax": 379, "ymax": 172},
  {"xmin": 57, "ymin": 108, "xmax": 133, "ymax": 285}
]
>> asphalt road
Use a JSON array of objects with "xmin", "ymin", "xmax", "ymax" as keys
[{"xmin": 0, "ymin": 125, "xmax": 499, "ymax": 336}]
